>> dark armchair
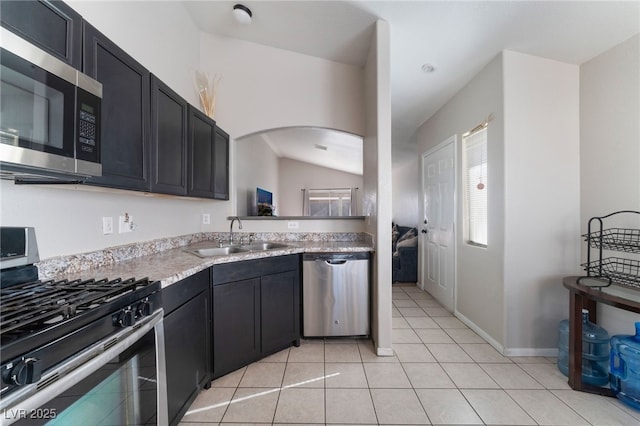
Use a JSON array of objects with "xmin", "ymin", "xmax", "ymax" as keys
[{"xmin": 392, "ymin": 224, "xmax": 418, "ymax": 283}]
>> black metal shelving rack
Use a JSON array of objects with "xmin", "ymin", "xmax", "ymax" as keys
[{"xmin": 578, "ymin": 210, "xmax": 640, "ymax": 289}]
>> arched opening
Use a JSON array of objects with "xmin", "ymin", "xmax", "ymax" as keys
[{"xmin": 235, "ymin": 126, "xmax": 363, "ymax": 217}]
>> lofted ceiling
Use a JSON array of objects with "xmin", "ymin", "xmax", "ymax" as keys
[
  {"xmin": 238, "ymin": 127, "xmax": 363, "ymax": 175},
  {"xmin": 183, "ymin": 1, "xmax": 640, "ymax": 168}
]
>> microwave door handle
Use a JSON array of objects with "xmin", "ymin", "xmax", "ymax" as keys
[{"xmin": 0, "ymin": 310, "xmax": 166, "ymax": 425}]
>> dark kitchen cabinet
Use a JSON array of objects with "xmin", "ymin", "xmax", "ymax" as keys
[
  {"xmin": 187, "ymin": 106, "xmax": 216, "ymax": 198},
  {"xmin": 211, "ymin": 255, "xmax": 300, "ymax": 378},
  {"xmin": 163, "ymin": 269, "xmax": 211, "ymax": 426},
  {"xmin": 187, "ymin": 106, "xmax": 229, "ymax": 199},
  {"xmin": 83, "ymin": 22, "xmax": 151, "ymax": 191},
  {"xmin": 260, "ymin": 270, "xmax": 300, "ymax": 354},
  {"xmin": 212, "ymin": 278, "xmax": 261, "ymax": 377},
  {"xmin": 213, "ymin": 126, "xmax": 230, "ymax": 200},
  {"xmin": 1, "ymin": 0, "xmax": 82, "ymax": 69},
  {"xmin": 151, "ymin": 75, "xmax": 188, "ymax": 196}
]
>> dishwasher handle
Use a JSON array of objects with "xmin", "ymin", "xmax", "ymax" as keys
[
  {"xmin": 325, "ymin": 259, "xmax": 347, "ymax": 265},
  {"xmin": 303, "ymin": 252, "xmax": 369, "ymax": 262}
]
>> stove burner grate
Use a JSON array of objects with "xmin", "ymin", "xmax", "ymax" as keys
[{"xmin": 0, "ymin": 277, "xmax": 151, "ymax": 343}]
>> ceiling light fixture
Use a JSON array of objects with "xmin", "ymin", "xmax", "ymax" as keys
[
  {"xmin": 233, "ymin": 4, "xmax": 252, "ymax": 25},
  {"xmin": 421, "ymin": 63, "xmax": 435, "ymax": 73},
  {"xmin": 314, "ymin": 144, "xmax": 328, "ymax": 151}
]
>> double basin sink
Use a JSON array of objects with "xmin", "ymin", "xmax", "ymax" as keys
[{"xmin": 186, "ymin": 242, "xmax": 291, "ymax": 258}]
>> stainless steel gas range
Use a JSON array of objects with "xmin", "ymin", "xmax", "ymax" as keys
[{"xmin": 0, "ymin": 227, "xmax": 167, "ymax": 425}]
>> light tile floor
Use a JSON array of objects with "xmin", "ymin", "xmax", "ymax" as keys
[{"xmin": 180, "ymin": 284, "xmax": 640, "ymax": 425}]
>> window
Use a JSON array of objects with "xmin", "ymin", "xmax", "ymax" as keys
[
  {"xmin": 303, "ymin": 188, "xmax": 355, "ymax": 217},
  {"xmin": 462, "ymin": 126, "xmax": 488, "ymax": 246}
]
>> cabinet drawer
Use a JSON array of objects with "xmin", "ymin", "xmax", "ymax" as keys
[
  {"xmin": 212, "ymin": 254, "xmax": 299, "ymax": 285},
  {"xmin": 163, "ymin": 269, "xmax": 209, "ymax": 315}
]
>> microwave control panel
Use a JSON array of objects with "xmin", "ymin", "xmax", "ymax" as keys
[
  {"xmin": 79, "ymin": 111, "xmax": 96, "ymax": 146},
  {"xmin": 76, "ymin": 88, "xmax": 100, "ymax": 163}
]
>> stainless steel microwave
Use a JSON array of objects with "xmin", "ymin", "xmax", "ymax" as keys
[{"xmin": 0, "ymin": 27, "xmax": 102, "ymax": 181}]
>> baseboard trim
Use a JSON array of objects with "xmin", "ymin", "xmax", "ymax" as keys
[
  {"xmin": 376, "ymin": 346, "xmax": 394, "ymax": 356},
  {"xmin": 455, "ymin": 310, "xmax": 505, "ymax": 354},
  {"xmin": 503, "ymin": 347, "xmax": 559, "ymax": 357},
  {"xmin": 454, "ymin": 311, "xmax": 559, "ymax": 357}
]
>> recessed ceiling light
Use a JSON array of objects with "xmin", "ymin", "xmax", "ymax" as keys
[
  {"xmin": 421, "ymin": 63, "xmax": 435, "ymax": 73},
  {"xmin": 314, "ymin": 144, "xmax": 328, "ymax": 151},
  {"xmin": 233, "ymin": 4, "xmax": 252, "ymax": 25}
]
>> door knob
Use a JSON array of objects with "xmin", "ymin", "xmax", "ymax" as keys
[{"xmin": 421, "ymin": 229, "xmax": 428, "ymax": 234}]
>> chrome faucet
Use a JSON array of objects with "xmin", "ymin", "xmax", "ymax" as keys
[{"xmin": 229, "ymin": 216, "xmax": 243, "ymax": 245}]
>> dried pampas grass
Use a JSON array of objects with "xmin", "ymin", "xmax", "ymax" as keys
[{"xmin": 195, "ymin": 71, "xmax": 222, "ymax": 118}]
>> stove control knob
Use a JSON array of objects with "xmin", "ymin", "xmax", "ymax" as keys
[
  {"xmin": 117, "ymin": 307, "xmax": 136, "ymax": 327},
  {"xmin": 4, "ymin": 358, "xmax": 42, "ymax": 386},
  {"xmin": 136, "ymin": 299, "xmax": 152, "ymax": 317}
]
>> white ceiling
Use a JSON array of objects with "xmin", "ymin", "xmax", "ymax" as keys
[
  {"xmin": 183, "ymin": 1, "xmax": 640, "ymax": 167},
  {"xmin": 238, "ymin": 127, "xmax": 363, "ymax": 175}
]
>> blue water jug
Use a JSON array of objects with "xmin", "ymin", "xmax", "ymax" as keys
[
  {"xmin": 610, "ymin": 322, "xmax": 640, "ymax": 411},
  {"xmin": 557, "ymin": 309, "xmax": 610, "ymax": 386}
]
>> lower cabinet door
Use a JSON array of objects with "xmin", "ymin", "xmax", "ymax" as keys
[
  {"xmin": 212, "ymin": 278, "xmax": 261, "ymax": 378},
  {"xmin": 261, "ymin": 271, "xmax": 300, "ymax": 354},
  {"xmin": 165, "ymin": 291, "xmax": 210, "ymax": 425}
]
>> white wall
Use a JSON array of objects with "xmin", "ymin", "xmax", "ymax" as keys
[
  {"xmin": 364, "ymin": 20, "xmax": 393, "ymax": 355},
  {"xmin": 198, "ymin": 33, "xmax": 364, "ymax": 140},
  {"xmin": 392, "ymin": 158, "xmax": 419, "ymax": 228},
  {"xmin": 235, "ymin": 139, "xmax": 280, "ymax": 216},
  {"xmin": 0, "ymin": 1, "xmax": 369, "ymax": 258},
  {"xmin": 198, "ymin": 31, "xmax": 366, "ymax": 235},
  {"xmin": 417, "ymin": 54, "xmax": 506, "ymax": 348},
  {"xmin": 417, "ymin": 51, "xmax": 581, "ymax": 354},
  {"xmin": 502, "ymin": 51, "xmax": 580, "ymax": 354},
  {"xmin": 278, "ymin": 158, "xmax": 363, "ymax": 216},
  {"xmin": 580, "ymin": 34, "xmax": 640, "ymax": 336}
]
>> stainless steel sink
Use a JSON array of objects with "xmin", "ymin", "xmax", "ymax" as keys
[
  {"xmin": 241, "ymin": 242, "xmax": 290, "ymax": 251},
  {"xmin": 185, "ymin": 241, "xmax": 290, "ymax": 258},
  {"xmin": 186, "ymin": 246, "xmax": 248, "ymax": 257}
]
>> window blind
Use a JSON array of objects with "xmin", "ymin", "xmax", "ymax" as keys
[{"xmin": 463, "ymin": 127, "xmax": 488, "ymax": 246}]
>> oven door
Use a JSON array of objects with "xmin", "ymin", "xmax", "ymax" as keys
[{"xmin": 0, "ymin": 310, "xmax": 168, "ymax": 426}]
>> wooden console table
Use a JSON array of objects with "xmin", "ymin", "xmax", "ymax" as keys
[{"xmin": 562, "ymin": 276, "xmax": 640, "ymax": 396}]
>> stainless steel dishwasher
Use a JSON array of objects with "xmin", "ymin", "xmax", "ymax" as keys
[{"xmin": 303, "ymin": 252, "xmax": 370, "ymax": 337}]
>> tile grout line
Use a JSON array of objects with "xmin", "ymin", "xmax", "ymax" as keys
[
  {"xmin": 401, "ymin": 284, "xmax": 601, "ymax": 426},
  {"xmin": 401, "ymin": 286, "xmax": 487, "ymax": 425}
]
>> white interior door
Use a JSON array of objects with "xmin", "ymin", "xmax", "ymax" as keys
[{"xmin": 420, "ymin": 138, "xmax": 456, "ymax": 312}]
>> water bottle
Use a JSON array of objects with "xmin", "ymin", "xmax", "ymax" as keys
[
  {"xmin": 558, "ymin": 318, "xmax": 570, "ymax": 376},
  {"xmin": 610, "ymin": 322, "xmax": 640, "ymax": 410},
  {"xmin": 557, "ymin": 309, "xmax": 610, "ymax": 386}
]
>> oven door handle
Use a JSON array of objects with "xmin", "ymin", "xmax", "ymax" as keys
[{"xmin": 0, "ymin": 309, "xmax": 167, "ymax": 426}]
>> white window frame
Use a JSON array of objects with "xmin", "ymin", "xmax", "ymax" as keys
[
  {"xmin": 303, "ymin": 188, "xmax": 355, "ymax": 217},
  {"xmin": 462, "ymin": 126, "xmax": 488, "ymax": 247}
]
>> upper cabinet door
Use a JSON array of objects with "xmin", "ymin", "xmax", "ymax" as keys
[
  {"xmin": 83, "ymin": 22, "xmax": 151, "ymax": 191},
  {"xmin": 150, "ymin": 75, "xmax": 188, "ymax": 196},
  {"xmin": 0, "ymin": 0, "xmax": 82, "ymax": 69},
  {"xmin": 213, "ymin": 126, "xmax": 230, "ymax": 200},
  {"xmin": 187, "ymin": 106, "xmax": 216, "ymax": 198}
]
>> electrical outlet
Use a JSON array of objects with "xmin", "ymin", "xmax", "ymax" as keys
[
  {"xmin": 119, "ymin": 214, "xmax": 134, "ymax": 233},
  {"xmin": 102, "ymin": 217, "xmax": 113, "ymax": 235},
  {"xmin": 287, "ymin": 221, "xmax": 299, "ymax": 229},
  {"xmin": 202, "ymin": 213, "xmax": 211, "ymax": 225}
]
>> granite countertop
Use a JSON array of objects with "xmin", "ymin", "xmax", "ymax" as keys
[{"xmin": 47, "ymin": 240, "xmax": 373, "ymax": 289}]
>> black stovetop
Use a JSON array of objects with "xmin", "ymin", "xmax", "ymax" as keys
[{"xmin": 0, "ymin": 276, "xmax": 160, "ymax": 363}]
